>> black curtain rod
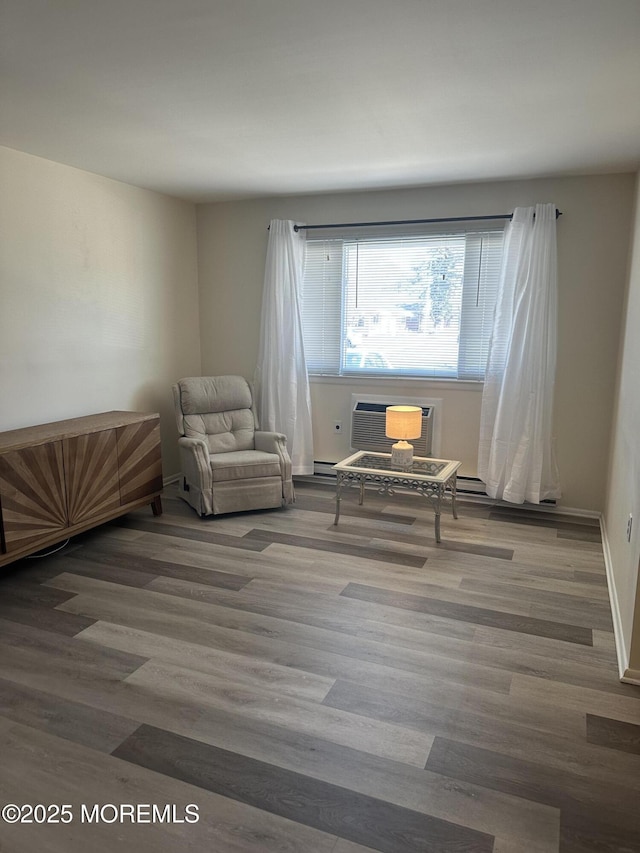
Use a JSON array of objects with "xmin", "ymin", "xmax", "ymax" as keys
[{"xmin": 292, "ymin": 210, "xmax": 562, "ymax": 232}]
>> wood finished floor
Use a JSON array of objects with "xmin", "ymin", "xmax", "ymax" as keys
[{"xmin": 1, "ymin": 480, "xmax": 639, "ymax": 852}]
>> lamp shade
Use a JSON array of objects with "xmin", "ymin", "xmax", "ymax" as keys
[{"xmin": 385, "ymin": 406, "xmax": 422, "ymax": 441}]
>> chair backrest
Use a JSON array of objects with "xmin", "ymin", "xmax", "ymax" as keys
[{"xmin": 173, "ymin": 376, "xmax": 256, "ymax": 454}]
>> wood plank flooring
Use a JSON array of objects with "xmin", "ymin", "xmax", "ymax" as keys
[{"xmin": 0, "ymin": 479, "xmax": 639, "ymax": 852}]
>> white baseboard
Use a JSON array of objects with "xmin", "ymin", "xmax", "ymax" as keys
[
  {"xmin": 600, "ymin": 514, "xmax": 630, "ymax": 681},
  {"xmin": 621, "ymin": 668, "xmax": 640, "ymax": 686}
]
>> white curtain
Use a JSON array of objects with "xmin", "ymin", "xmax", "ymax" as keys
[
  {"xmin": 255, "ymin": 219, "xmax": 314, "ymax": 475},
  {"xmin": 478, "ymin": 203, "xmax": 561, "ymax": 504}
]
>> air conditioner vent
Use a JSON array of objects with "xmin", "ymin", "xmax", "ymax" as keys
[{"xmin": 351, "ymin": 400, "xmax": 434, "ymax": 456}]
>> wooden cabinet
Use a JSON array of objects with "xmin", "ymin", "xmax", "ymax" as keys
[{"xmin": 0, "ymin": 411, "xmax": 163, "ymax": 568}]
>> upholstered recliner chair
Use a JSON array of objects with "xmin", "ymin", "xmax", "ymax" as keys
[{"xmin": 172, "ymin": 375, "xmax": 294, "ymax": 516}]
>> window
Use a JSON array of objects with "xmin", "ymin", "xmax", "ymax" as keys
[{"xmin": 301, "ymin": 226, "xmax": 504, "ymax": 380}]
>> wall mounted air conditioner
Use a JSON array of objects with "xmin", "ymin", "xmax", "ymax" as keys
[{"xmin": 351, "ymin": 399, "xmax": 435, "ymax": 456}]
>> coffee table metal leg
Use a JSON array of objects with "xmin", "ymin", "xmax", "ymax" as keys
[
  {"xmin": 451, "ymin": 474, "xmax": 458, "ymax": 520},
  {"xmin": 334, "ymin": 474, "xmax": 342, "ymax": 525},
  {"xmin": 359, "ymin": 479, "xmax": 365, "ymax": 506},
  {"xmin": 434, "ymin": 484, "xmax": 443, "ymax": 543}
]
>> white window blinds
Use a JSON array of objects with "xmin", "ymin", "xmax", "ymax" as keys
[{"xmin": 301, "ymin": 226, "xmax": 504, "ymax": 380}]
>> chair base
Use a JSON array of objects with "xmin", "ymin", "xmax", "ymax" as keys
[{"xmin": 177, "ymin": 475, "xmax": 293, "ymax": 517}]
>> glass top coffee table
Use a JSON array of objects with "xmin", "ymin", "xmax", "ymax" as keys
[{"xmin": 332, "ymin": 451, "xmax": 461, "ymax": 543}]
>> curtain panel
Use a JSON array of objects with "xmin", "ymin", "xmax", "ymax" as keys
[
  {"xmin": 478, "ymin": 203, "xmax": 561, "ymax": 504},
  {"xmin": 255, "ymin": 219, "xmax": 314, "ymax": 476}
]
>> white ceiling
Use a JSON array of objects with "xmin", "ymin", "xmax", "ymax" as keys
[{"xmin": 2, "ymin": 0, "xmax": 639, "ymax": 202}]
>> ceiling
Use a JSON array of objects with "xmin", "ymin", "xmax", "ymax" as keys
[{"xmin": 2, "ymin": 0, "xmax": 639, "ymax": 202}]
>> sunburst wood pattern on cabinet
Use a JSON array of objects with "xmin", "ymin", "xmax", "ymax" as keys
[
  {"xmin": 65, "ymin": 430, "xmax": 121, "ymax": 525},
  {"xmin": 0, "ymin": 480, "xmax": 638, "ymax": 852},
  {"xmin": 0, "ymin": 412, "xmax": 162, "ymax": 567},
  {"xmin": 0, "ymin": 442, "xmax": 67, "ymax": 552},
  {"xmin": 117, "ymin": 419, "xmax": 163, "ymax": 507}
]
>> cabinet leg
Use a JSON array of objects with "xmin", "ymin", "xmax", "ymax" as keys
[{"xmin": 151, "ymin": 495, "xmax": 163, "ymax": 516}]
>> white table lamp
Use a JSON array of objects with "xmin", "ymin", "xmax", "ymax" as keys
[{"xmin": 385, "ymin": 405, "xmax": 422, "ymax": 469}]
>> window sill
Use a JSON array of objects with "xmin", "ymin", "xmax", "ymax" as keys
[{"xmin": 308, "ymin": 374, "xmax": 484, "ymax": 392}]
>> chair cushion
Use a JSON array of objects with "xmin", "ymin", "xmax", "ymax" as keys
[
  {"xmin": 209, "ymin": 450, "xmax": 282, "ymax": 483},
  {"xmin": 184, "ymin": 410, "xmax": 255, "ymax": 453},
  {"xmin": 178, "ymin": 376, "xmax": 253, "ymax": 415}
]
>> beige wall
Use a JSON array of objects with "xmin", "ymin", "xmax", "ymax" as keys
[
  {"xmin": 197, "ymin": 173, "xmax": 635, "ymax": 511},
  {"xmin": 604, "ymin": 173, "xmax": 640, "ymax": 679},
  {"xmin": 0, "ymin": 146, "xmax": 201, "ymax": 476}
]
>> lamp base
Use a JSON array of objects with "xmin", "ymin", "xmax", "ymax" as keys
[{"xmin": 390, "ymin": 440, "xmax": 414, "ymax": 470}]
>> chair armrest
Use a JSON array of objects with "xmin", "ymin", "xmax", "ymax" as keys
[
  {"xmin": 255, "ymin": 431, "xmax": 292, "ymax": 482},
  {"xmin": 255, "ymin": 431, "xmax": 287, "ymax": 453},
  {"xmin": 178, "ymin": 436, "xmax": 212, "ymax": 491}
]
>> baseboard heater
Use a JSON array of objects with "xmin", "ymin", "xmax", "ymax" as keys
[{"xmin": 449, "ymin": 476, "xmax": 555, "ymax": 504}]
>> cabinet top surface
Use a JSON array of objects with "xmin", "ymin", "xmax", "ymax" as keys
[{"xmin": 0, "ymin": 411, "xmax": 160, "ymax": 452}]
